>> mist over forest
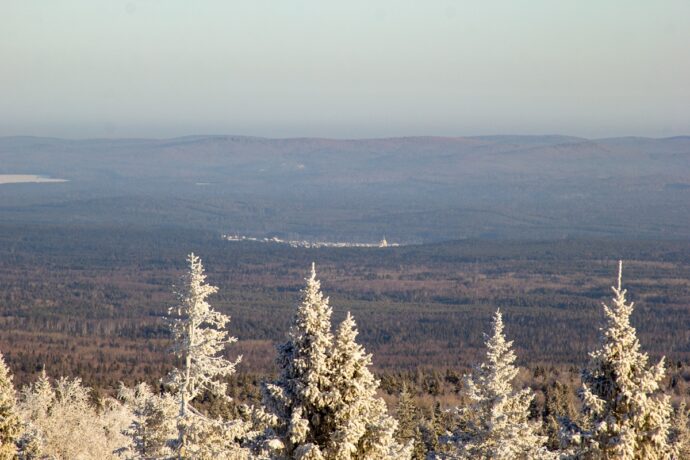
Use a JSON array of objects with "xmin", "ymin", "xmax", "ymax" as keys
[{"xmin": 2, "ymin": 135, "xmax": 690, "ymax": 241}]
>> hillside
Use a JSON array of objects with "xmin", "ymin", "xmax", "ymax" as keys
[{"xmin": 2, "ymin": 135, "xmax": 689, "ymax": 241}]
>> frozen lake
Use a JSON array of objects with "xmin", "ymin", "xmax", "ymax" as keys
[{"xmin": 0, "ymin": 174, "xmax": 68, "ymax": 185}]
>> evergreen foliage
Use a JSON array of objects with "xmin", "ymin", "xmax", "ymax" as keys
[
  {"xmin": 448, "ymin": 309, "xmax": 552, "ymax": 459},
  {"xmin": 18, "ymin": 371, "xmax": 130, "ymax": 459},
  {"xmin": 542, "ymin": 381, "xmax": 578, "ymax": 450},
  {"xmin": 0, "ymin": 253, "xmax": 688, "ymax": 459},
  {"xmin": 262, "ymin": 263, "xmax": 336, "ymax": 457},
  {"xmin": 263, "ymin": 264, "xmax": 409, "ymax": 459},
  {"xmin": 669, "ymin": 402, "xmax": 690, "ymax": 460},
  {"xmin": 118, "ymin": 382, "xmax": 177, "ymax": 459},
  {"xmin": 328, "ymin": 312, "xmax": 408, "ymax": 459},
  {"xmin": 0, "ymin": 354, "xmax": 20, "ymax": 460},
  {"xmin": 395, "ymin": 385, "xmax": 418, "ymax": 446},
  {"xmin": 573, "ymin": 261, "xmax": 676, "ymax": 459},
  {"xmin": 165, "ymin": 253, "xmax": 244, "ymax": 458}
]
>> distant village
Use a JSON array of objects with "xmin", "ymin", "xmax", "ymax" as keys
[{"xmin": 223, "ymin": 234, "xmax": 398, "ymax": 248}]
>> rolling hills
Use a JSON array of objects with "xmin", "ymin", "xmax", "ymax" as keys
[{"xmin": 1, "ymin": 134, "xmax": 689, "ymax": 241}]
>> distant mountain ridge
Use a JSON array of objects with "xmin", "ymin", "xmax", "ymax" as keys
[{"xmin": 1, "ymin": 135, "xmax": 689, "ymax": 241}]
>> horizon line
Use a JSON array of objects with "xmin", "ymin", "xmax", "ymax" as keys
[{"xmin": 2, "ymin": 133, "xmax": 690, "ymax": 143}]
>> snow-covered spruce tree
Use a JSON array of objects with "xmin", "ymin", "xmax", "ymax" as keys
[
  {"xmin": 0, "ymin": 353, "xmax": 20, "ymax": 459},
  {"xmin": 100, "ymin": 395, "xmax": 138, "ymax": 460},
  {"xmin": 262, "ymin": 264, "xmax": 410, "ymax": 459},
  {"xmin": 165, "ymin": 253, "xmax": 244, "ymax": 459},
  {"xmin": 118, "ymin": 382, "xmax": 177, "ymax": 459},
  {"xmin": 18, "ymin": 371, "xmax": 129, "ymax": 459},
  {"xmin": 575, "ymin": 261, "xmax": 676, "ymax": 459},
  {"xmin": 448, "ymin": 309, "xmax": 552, "ymax": 460},
  {"xmin": 16, "ymin": 369, "xmax": 52, "ymax": 459},
  {"xmin": 262, "ymin": 263, "xmax": 336, "ymax": 458},
  {"xmin": 327, "ymin": 312, "xmax": 410, "ymax": 459}
]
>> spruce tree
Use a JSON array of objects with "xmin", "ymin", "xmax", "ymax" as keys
[
  {"xmin": 263, "ymin": 263, "xmax": 336, "ymax": 457},
  {"xmin": 328, "ymin": 312, "xmax": 409, "ymax": 459},
  {"xmin": 542, "ymin": 381, "xmax": 577, "ymax": 450},
  {"xmin": 427, "ymin": 401, "xmax": 445, "ymax": 453},
  {"xmin": 118, "ymin": 382, "xmax": 177, "ymax": 458},
  {"xmin": 263, "ymin": 265, "xmax": 410, "ymax": 459},
  {"xmin": 449, "ymin": 309, "xmax": 552, "ymax": 459},
  {"xmin": 166, "ymin": 253, "xmax": 242, "ymax": 459},
  {"xmin": 0, "ymin": 353, "xmax": 20, "ymax": 460},
  {"xmin": 395, "ymin": 384, "xmax": 418, "ymax": 447},
  {"xmin": 578, "ymin": 261, "xmax": 676, "ymax": 459},
  {"xmin": 16, "ymin": 369, "xmax": 52, "ymax": 458}
]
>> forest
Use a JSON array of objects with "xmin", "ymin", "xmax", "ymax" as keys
[
  {"xmin": 3, "ymin": 0, "xmax": 689, "ymax": 457},
  {"xmin": 0, "ymin": 225, "xmax": 689, "ymax": 458},
  {"xmin": 2, "ymin": 225, "xmax": 690, "ymax": 385}
]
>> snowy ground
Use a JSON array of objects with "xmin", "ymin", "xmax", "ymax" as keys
[{"xmin": 0, "ymin": 174, "xmax": 68, "ymax": 184}]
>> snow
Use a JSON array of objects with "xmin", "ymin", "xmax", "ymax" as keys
[
  {"xmin": 0, "ymin": 174, "xmax": 67, "ymax": 184},
  {"xmin": 165, "ymin": 253, "xmax": 244, "ymax": 456}
]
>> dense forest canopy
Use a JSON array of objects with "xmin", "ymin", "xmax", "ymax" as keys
[{"xmin": 1, "ymin": 225, "xmax": 689, "ymax": 388}]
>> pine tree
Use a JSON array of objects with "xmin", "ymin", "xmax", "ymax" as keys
[
  {"xmin": 449, "ymin": 309, "xmax": 552, "ymax": 460},
  {"xmin": 165, "ymin": 253, "xmax": 242, "ymax": 459},
  {"xmin": 0, "ymin": 353, "xmax": 20, "ymax": 460},
  {"xmin": 577, "ymin": 261, "xmax": 676, "ymax": 459}
]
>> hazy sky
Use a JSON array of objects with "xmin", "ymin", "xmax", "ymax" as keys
[{"xmin": 2, "ymin": 1, "xmax": 689, "ymax": 139}]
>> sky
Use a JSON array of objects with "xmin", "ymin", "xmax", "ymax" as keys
[{"xmin": 1, "ymin": 0, "xmax": 689, "ymax": 139}]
